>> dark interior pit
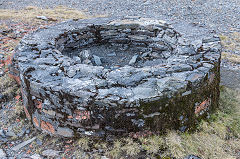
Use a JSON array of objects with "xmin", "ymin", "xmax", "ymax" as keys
[
  {"xmin": 63, "ymin": 43, "xmax": 168, "ymax": 68},
  {"xmin": 59, "ymin": 20, "xmax": 176, "ymax": 69},
  {"xmin": 66, "ymin": 44, "xmax": 143, "ymax": 68}
]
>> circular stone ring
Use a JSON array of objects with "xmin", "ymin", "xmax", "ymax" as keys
[{"xmin": 11, "ymin": 17, "xmax": 221, "ymax": 137}]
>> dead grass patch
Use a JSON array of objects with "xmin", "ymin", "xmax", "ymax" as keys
[
  {"xmin": 0, "ymin": 6, "xmax": 104, "ymax": 23},
  {"xmin": 220, "ymin": 32, "xmax": 240, "ymax": 63},
  {"xmin": 0, "ymin": 74, "xmax": 18, "ymax": 98},
  {"xmin": 101, "ymin": 87, "xmax": 240, "ymax": 158},
  {"xmin": 221, "ymin": 52, "xmax": 240, "ymax": 64}
]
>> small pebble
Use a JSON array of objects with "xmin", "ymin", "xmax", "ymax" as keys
[
  {"xmin": 36, "ymin": 16, "xmax": 48, "ymax": 21},
  {"xmin": 184, "ymin": 155, "xmax": 201, "ymax": 159},
  {"xmin": 36, "ymin": 139, "xmax": 43, "ymax": 146},
  {"xmin": 107, "ymin": 52, "xmax": 116, "ymax": 56}
]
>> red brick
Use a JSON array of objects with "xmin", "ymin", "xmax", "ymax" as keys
[
  {"xmin": 4, "ymin": 56, "xmax": 12, "ymax": 65},
  {"xmin": 40, "ymin": 120, "xmax": 55, "ymax": 134},
  {"xmin": 74, "ymin": 110, "xmax": 90, "ymax": 121},
  {"xmin": 195, "ymin": 98, "xmax": 211, "ymax": 114},
  {"xmin": 33, "ymin": 117, "xmax": 39, "ymax": 128}
]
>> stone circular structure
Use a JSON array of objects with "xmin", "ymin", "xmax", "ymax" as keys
[{"xmin": 11, "ymin": 17, "xmax": 221, "ymax": 137}]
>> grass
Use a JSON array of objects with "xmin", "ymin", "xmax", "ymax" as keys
[
  {"xmin": 77, "ymin": 137, "xmax": 91, "ymax": 151},
  {"xmin": 161, "ymin": 87, "xmax": 240, "ymax": 159},
  {"xmin": 0, "ymin": 6, "xmax": 96, "ymax": 24},
  {"xmin": 220, "ymin": 32, "xmax": 240, "ymax": 63},
  {"xmin": 0, "ymin": 74, "xmax": 19, "ymax": 98},
  {"xmin": 221, "ymin": 52, "xmax": 240, "ymax": 64},
  {"xmin": 67, "ymin": 87, "xmax": 240, "ymax": 159},
  {"xmin": 140, "ymin": 135, "xmax": 165, "ymax": 155}
]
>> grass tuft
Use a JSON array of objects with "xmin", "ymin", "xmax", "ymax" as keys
[
  {"xmin": 122, "ymin": 138, "xmax": 141, "ymax": 156},
  {"xmin": 0, "ymin": 74, "xmax": 18, "ymax": 98},
  {"xmin": 220, "ymin": 32, "xmax": 240, "ymax": 63},
  {"xmin": 77, "ymin": 137, "xmax": 90, "ymax": 151},
  {"xmin": 221, "ymin": 52, "xmax": 240, "ymax": 64},
  {"xmin": 140, "ymin": 135, "xmax": 165, "ymax": 155},
  {"xmin": 106, "ymin": 140, "xmax": 122, "ymax": 159}
]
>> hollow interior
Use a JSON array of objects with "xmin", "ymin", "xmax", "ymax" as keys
[{"xmin": 56, "ymin": 25, "xmax": 174, "ymax": 68}]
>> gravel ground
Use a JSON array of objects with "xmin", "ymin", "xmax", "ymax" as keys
[{"xmin": 1, "ymin": 0, "xmax": 240, "ymax": 34}]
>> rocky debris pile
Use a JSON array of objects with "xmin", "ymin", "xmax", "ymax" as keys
[{"xmin": 11, "ymin": 17, "xmax": 221, "ymax": 137}]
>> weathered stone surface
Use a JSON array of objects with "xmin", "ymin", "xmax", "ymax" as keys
[
  {"xmin": 93, "ymin": 55, "xmax": 102, "ymax": 66},
  {"xmin": 0, "ymin": 149, "xmax": 6, "ymax": 158},
  {"xmin": 12, "ymin": 137, "xmax": 36, "ymax": 151},
  {"xmin": 184, "ymin": 155, "xmax": 201, "ymax": 159},
  {"xmin": 42, "ymin": 149, "xmax": 61, "ymax": 157},
  {"xmin": 10, "ymin": 17, "xmax": 221, "ymax": 137},
  {"xmin": 56, "ymin": 127, "xmax": 74, "ymax": 137},
  {"xmin": 129, "ymin": 55, "xmax": 139, "ymax": 65}
]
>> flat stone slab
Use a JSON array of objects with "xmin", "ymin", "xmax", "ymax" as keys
[{"xmin": 11, "ymin": 17, "xmax": 222, "ymax": 137}]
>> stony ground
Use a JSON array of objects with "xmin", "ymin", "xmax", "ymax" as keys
[{"xmin": 0, "ymin": 0, "xmax": 240, "ymax": 158}]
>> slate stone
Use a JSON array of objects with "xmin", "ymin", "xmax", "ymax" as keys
[
  {"xmin": 5, "ymin": 130, "xmax": 16, "ymax": 138},
  {"xmin": 30, "ymin": 154, "xmax": 42, "ymax": 159},
  {"xmin": 0, "ymin": 129, "xmax": 6, "ymax": 138},
  {"xmin": 107, "ymin": 52, "xmax": 116, "ymax": 56},
  {"xmin": 184, "ymin": 155, "xmax": 201, "ymax": 159},
  {"xmin": 0, "ymin": 149, "xmax": 6, "ymax": 158},
  {"xmin": 93, "ymin": 55, "xmax": 102, "ymax": 66},
  {"xmin": 42, "ymin": 149, "xmax": 61, "ymax": 157},
  {"xmin": 12, "ymin": 137, "xmax": 36, "ymax": 151},
  {"xmin": 56, "ymin": 127, "xmax": 74, "ymax": 137},
  {"xmin": 129, "ymin": 55, "xmax": 139, "ymax": 65},
  {"xmin": 78, "ymin": 50, "xmax": 91, "ymax": 60}
]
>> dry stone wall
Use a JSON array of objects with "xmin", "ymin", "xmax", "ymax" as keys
[{"xmin": 10, "ymin": 17, "xmax": 221, "ymax": 137}]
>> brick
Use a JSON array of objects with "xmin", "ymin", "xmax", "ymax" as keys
[
  {"xmin": 74, "ymin": 110, "xmax": 90, "ymax": 121},
  {"xmin": 40, "ymin": 120, "xmax": 55, "ymax": 134},
  {"xmin": 4, "ymin": 56, "xmax": 12, "ymax": 65},
  {"xmin": 33, "ymin": 117, "xmax": 39, "ymax": 128},
  {"xmin": 195, "ymin": 98, "xmax": 211, "ymax": 114}
]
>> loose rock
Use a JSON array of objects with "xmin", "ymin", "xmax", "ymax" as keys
[
  {"xmin": 93, "ymin": 55, "xmax": 102, "ymax": 66},
  {"xmin": 42, "ymin": 149, "xmax": 61, "ymax": 157},
  {"xmin": 0, "ymin": 149, "xmax": 6, "ymax": 158},
  {"xmin": 129, "ymin": 55, "xmax": 139, "ymax": 65},
  {"xmin": 36, "ymin": 16, "xmax": 48, "ymax": 21},
  {"xmin": 184, "ymin": 155, "xmax": 201, "ymax": 159},
  {"xmin": 12, "ymin": 137, "xmax": 36, "ymax": 151}
]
